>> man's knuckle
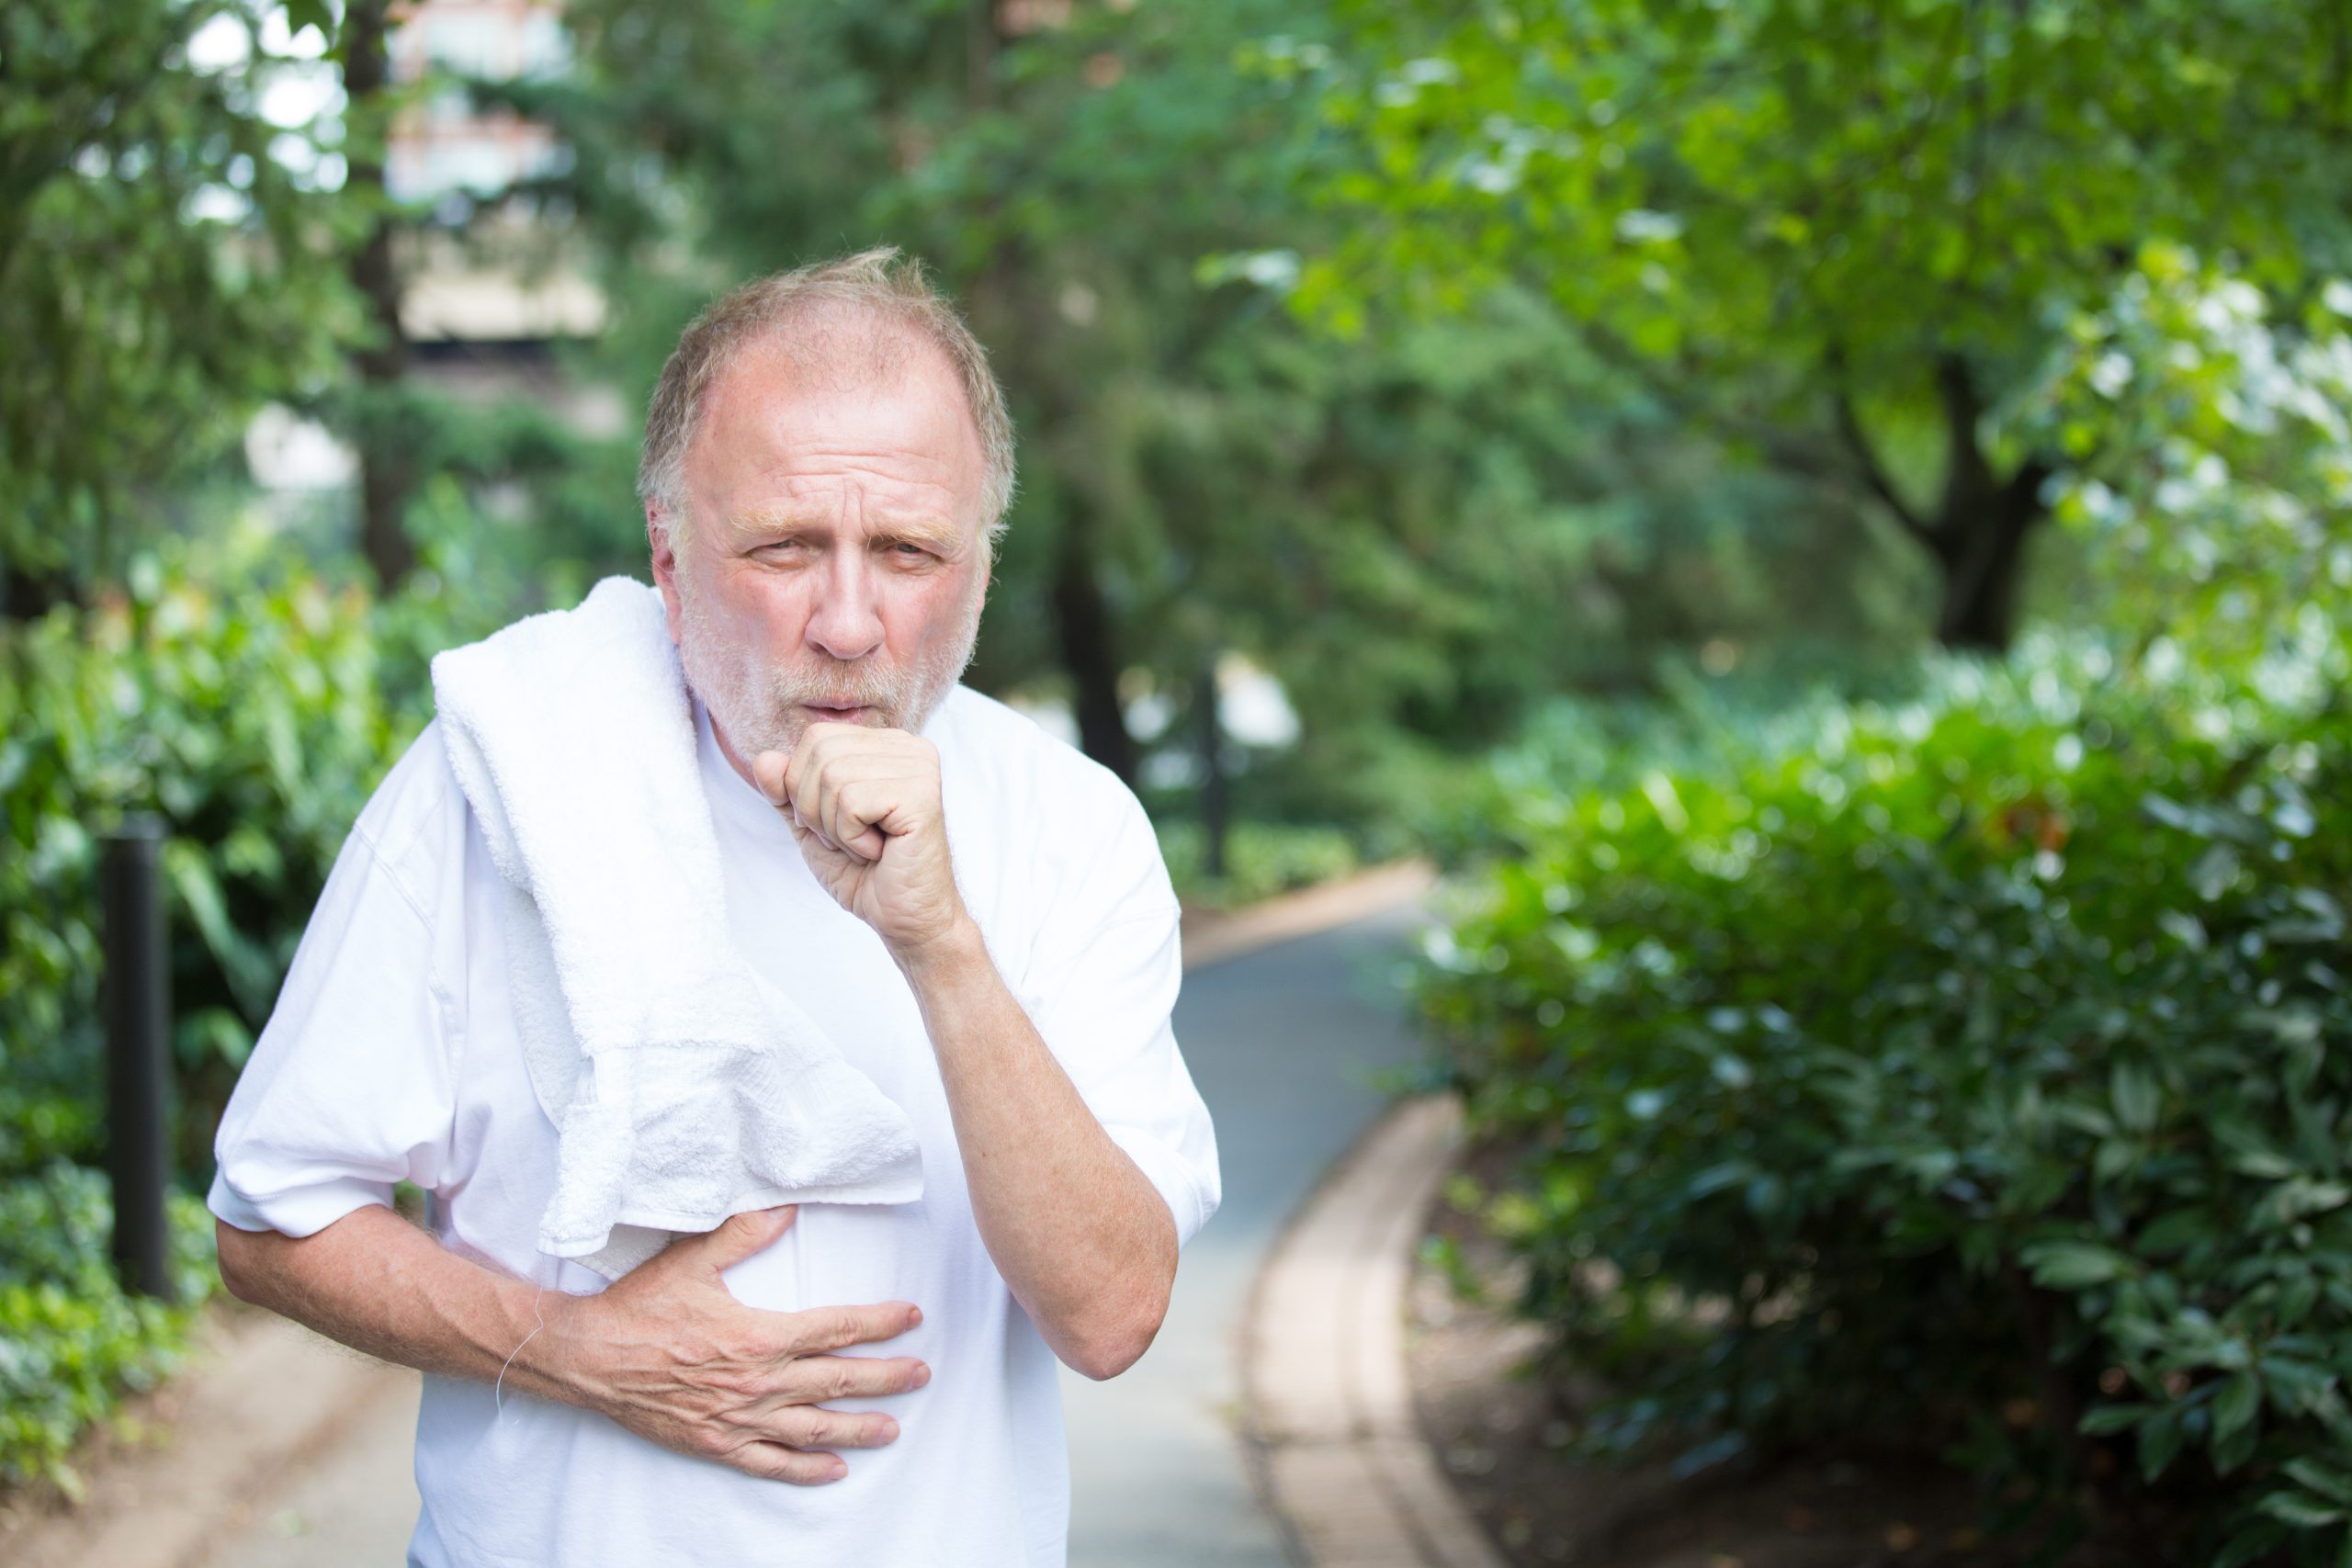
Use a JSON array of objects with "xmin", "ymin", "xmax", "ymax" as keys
[{"xmin": 782, "ymin": 1454, "xmax": 835, "ymax": 1486}]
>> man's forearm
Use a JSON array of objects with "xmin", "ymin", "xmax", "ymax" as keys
[
  {"xmin": 895, "ymin": 917, "xmax": 1178, "ymax": 1381},
  {"xmin": 215, "ymin": 1204, "xmax": 576, "ymax": 1400},
  {"xmin": 218, "ymin": 1203, "xmax": 933, "ymax": 1483}
]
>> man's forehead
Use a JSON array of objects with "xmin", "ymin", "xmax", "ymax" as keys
[
  {"xmin": 716, "ymin": 305, "xmax": 944, "ymax": 403},
  {"xmin": 690, "ymin": 321, "xmax": 986, "ymax": 521}
]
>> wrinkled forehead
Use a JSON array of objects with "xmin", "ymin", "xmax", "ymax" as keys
[{"xmin": 687, "ymin": 309, "xmax": 989, "ymax": 532}]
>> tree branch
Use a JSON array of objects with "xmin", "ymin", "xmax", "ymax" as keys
[{"xmin": 1829, "ymin": 382, "xmax": 1934, "ymax": 547}]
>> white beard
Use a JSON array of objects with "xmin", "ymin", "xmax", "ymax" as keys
[{"xmin": 674, "ymin": 569, "xmax": 984, "ymax": 761}]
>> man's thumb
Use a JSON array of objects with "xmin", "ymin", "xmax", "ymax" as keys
[
  {"xmin": 700, "ymin": 1204, "xmax": 797, "ymax": 1269},
  {"xmin": 752, "ymin": 750, "xmax": 791, "ymax": 806}
]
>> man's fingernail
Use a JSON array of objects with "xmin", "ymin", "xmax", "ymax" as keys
[
  {"xmin": 828, "ymin": 1461, "xmax": 847, "ymax": 1481},
  {"xmin": 911, "ymin": 1364, "xmax": 931, "ymax": 1389},
  {"xmin": 908, "ymin": 1305, "xmax": 922, "ymax": 1327}
]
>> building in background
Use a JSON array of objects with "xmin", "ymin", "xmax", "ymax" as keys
[
  {"xmin": 388, "ymin": 0, "xmax": 607, "ymax": 395},
  {"xmin": 250, "ymin": 1, "xmax": 615, "ymax": 500}
]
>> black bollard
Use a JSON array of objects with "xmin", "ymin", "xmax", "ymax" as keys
[{"xmin": 102, "ymin": 818, "xmax": 174, "ymax": 1301}]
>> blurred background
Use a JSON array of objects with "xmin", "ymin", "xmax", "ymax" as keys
[{"xmin": 6, "ymin": 2, "xmax": 2351, "ymax": 1563}]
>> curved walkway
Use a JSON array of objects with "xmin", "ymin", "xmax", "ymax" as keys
[
  {"xmin": 1245, "ymin": 1096, "xmax": 1504, "ymax": 1568},
  {"xmin": 1062, "ymin": 880, "xmax": 1441, "ymax": 1565}
]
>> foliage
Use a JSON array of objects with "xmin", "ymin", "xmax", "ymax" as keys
[
  {"xmin": 3, "ymin": 535, "xmax": 429, "ymax": 1167},
  {"xmin": 1419, "ymin": 646, "xmax": 2352, "ymax": 1561},
  {"xmin": 0, "ymin": 0, "xmax": 360, "ymax": 601},
  {"xmin": 0, "ymin": 1164, "xmax": 217, "ymax": 1490},
  {"xmin": 0, "ymin": 540, "xmax": 447, "ymax": 1489},
  {"xmin": 2006, "ymin": 249, "xmax": 2352, "ymax": 681},
  {"xmin": 1283, "ymin": 0, "xmax": 2352, "ymax": 646},
  {"xmin": 513, "ymin": 0, "xmax": 1920, "ymax": 811}
]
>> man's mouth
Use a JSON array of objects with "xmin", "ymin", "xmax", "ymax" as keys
[{"xmin": 803, "ymin": 702, "xmax": 874, "ymax": 722}]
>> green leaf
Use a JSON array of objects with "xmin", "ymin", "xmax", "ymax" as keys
[
  {"xmin": 2212, "ymin": 1416, "xmax": 2259, "ymax": 1476},
  {"xmin": 2077, "ymin": 1402, "xmax": 2155, "ymax": 1436},
  {"xmin": 2283, "ymin": 1459, "xmax": 2352, "ymax": 1507},
  {"xmin": 2140, "ymin": 1405, "xmax": 2188, "ymax": 1483},
  {"xmin": 2214, "ymin": 1371, "xmax": 2263, "ymax": 1443},
  {"xmin": 284, "ymin": 0, "xmax": 335, "ymax": 44},
  {"xmin": 2257, "ymin": 1490, "xmax": 2347, "ymax": 1529},
  {"xmin": 2021, "ymin": 1241, "xmax": 2134, "ymax": 1290},
  {"xmin": 2213, "ymin": 1517, "xmax": 2290, "ymax": 1568},
  {"xmin": 2110, "ymin": 1061, "xmax": 2160, "ymax": 1134}
]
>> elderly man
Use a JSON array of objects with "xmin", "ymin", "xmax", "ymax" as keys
[{"xmin": 209, "ymin": 249, "xmax": 1220, "ymax": 1566}]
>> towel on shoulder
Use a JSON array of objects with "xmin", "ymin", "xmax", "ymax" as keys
[{"xmin": 430, "ymin": 576, "xmax": 923, "ymax": 1280}]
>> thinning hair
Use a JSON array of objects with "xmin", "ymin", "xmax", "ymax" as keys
[{"xmin": 637, "ymin": 247, "xmax": 1016, "ymax": 548}]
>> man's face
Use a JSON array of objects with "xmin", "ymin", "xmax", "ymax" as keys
[{"xmin": 650, "ymin": 331, "xmax": 991, "ymax": 771}]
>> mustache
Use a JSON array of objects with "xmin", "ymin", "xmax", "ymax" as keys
[{"xmin": 762, "ymin": 665, "xmax": 912, "ymax": 714}]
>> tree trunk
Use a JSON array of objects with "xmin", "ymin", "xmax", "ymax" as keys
[
  {"xmin": 344, "ymin": 0, "xmax": 415, "ymax": 592},
  {"xmin": 1929, "ymin": 484, "xmax": 2045, "ymax": 650},
  {"xmin": 1052, "ymin": 513, "xmax": 1137, "ymax": 785},
  {"xmin": 1923, "ymin": 355, "xmax": 2052, "ymax": 653},
  {"xmin": 1834, "ymin": 352, "xmax": 2052, "ymax": 655},
  {"xmin": 0, "ymin": 558, "xmax": 78, "ymax": 622}
]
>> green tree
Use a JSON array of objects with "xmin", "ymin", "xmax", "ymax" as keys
[
  {"xmin": 0, "ymin": 0, "xmax": 358, "ymax": 616},
  {"xmin": 517, "ymin": 0, "xmax": 1912, "ymax": 816},
  {"xmin": 1290, "ymin": 0, "xmax": 2352, "ymax": 649}
]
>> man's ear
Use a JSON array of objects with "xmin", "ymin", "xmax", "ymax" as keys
[{"xmin": 647, "ymin": 503, "xmax": 685, "ymax": 643}]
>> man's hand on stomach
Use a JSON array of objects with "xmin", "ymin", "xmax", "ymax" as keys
[{"xmin": 541, "ymin": 1203, "xmax": 930, "ymax": 1483}]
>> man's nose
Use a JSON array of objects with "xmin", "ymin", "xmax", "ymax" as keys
[{"xmin": 804, "ymin": 547, "xmax": 886, "ymax": 661}]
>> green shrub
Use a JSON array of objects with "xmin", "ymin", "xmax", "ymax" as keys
[
  {"xmin": 1420, "ymin": 646, "xmax": 2352, "ymax": 1563},
  {"xmin": 0, "ymin": 1164, "xmax": 217, "ymax": 1491},
  {"xmin": 0, "ymin": 540, "xmax": 440, "ymax": 1486},
  {"xmin": 2, "ymin": 544, "xmax": 425, "ymax": 1172}
]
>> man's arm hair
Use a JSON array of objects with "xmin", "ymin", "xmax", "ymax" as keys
[
  {"xmin": 218, "ymin": 1205, "xmax": 567, "ymax": 1393},
  {"xmin": 215, "ymin": 1204, "xmax": 931, "ymax": 1483},
  {"xmin": 895, "ymin": 923, "xmax": 1181, "ymax": 1382}
]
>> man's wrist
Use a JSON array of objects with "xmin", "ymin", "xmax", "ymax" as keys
[
  {"xmin": 502, "ymin": 1278, "xmax": 601, "ymax": 1409},
  {"xmin": 888, "ymin": 911, "xmax": 990, "ymax": 991}
]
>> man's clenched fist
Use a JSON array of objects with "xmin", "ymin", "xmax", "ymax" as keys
[{"xmin": 752, "ymin": 722, "xmax": 972, "ymax": 964}]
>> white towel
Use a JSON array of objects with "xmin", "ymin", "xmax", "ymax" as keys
[{"xmin": 429, "ymin": 576, "xmax": 923, "ymax": 1280}]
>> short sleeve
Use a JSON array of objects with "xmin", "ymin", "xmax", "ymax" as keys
[
  {"xmin": 1019, "ymin": 792, "xmax": 1221, "ymax": 1250},
  {"xmin": 208, "ymin": 755, "xmax": 463, "ymax": 1239}
]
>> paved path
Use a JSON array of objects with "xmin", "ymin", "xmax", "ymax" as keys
[
  {"xmin": 1063, "ymin": 898, "xmax": 1438, "ymax": 1567},
  {"xmin": 198, "ymin": 895, "xmax": 1437, "ymax": 1567}
]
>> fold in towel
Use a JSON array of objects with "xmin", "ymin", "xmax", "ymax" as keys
[{"xmin": 430, "ymin": 576, "xmax": 923, "ymax": 1280}]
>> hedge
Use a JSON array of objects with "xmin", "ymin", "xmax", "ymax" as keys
[
  {"xmin": 1418, "ymin": 647, "xmax": 2352, "ymax": 1565},
  {"xmin": 0, "ymin": 548, "xmax": 432, "ymax": 1486}
]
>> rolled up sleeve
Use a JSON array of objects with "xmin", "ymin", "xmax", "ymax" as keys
[{"xmin": 208, "ymin": 819, "xmax": 458, "ymax": 1238}]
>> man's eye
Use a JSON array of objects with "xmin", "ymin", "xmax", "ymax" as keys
[{"xmin": 891, "ymin": 542, "xmax": 929, "ymax": 558}]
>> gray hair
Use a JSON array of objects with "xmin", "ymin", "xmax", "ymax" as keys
[{"xmin": 637, "ymin": 247, "xmax": 1017, "ymax": 548}]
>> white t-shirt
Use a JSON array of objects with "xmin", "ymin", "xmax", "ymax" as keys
[{"xmin": 207, "ymin": 682, "xmax": 1221, "ymax": 1568}]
